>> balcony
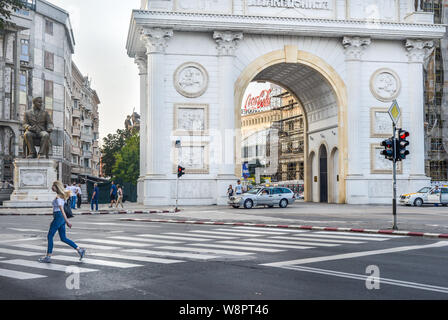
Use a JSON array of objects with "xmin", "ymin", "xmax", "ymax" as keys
[
  {"xmin": 72, "ymin": 109, "xmax": 81, "ymax": 118},
  {"xmin": 71, "ymin": 146, "xmax": 81, "ymax": 155},
  {"xmin": 72, "ymin": 127, "xmax": 81, "ymax": 137},
  {"xmin": 93, "ymin": 141, "xmax": 99, "ymax": 149},
  {"xmin": 82, "ymin": 150, "xmax": 92, "ymax": 158},
  {"xmin": 83, "ymin": 118, "xmax": 92, "ymax": 126}
]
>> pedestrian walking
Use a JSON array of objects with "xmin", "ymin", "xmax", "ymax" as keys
[
  {"xmin": 235, "ymin": 180, "xmax": 243, "ymax": 196},
  {"xmin": 70, "ymin": 182, "xmax": 77, "ymax": 210},
  {"xmin": 38, "ymin": 181, "xmax": 86, "ymax": 263},
  {"xmin": 109, "ymin": 181, "xmax": 117, "ymax": 207},
  {"xmin": 91, "ymin": 183, "xmax": 99, "ymax": 211},
  {"xmin": 76, "ymin": 183, "xmax": 82, "ymax": 209},
  {"xmin": 115, "ymin": 184, "xmax": 124, "ymax": 208},
  {"xmin": 227, "ymin": 185, "xmax": 234, "ymax": 199}
]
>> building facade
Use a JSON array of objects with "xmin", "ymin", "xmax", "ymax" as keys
[
  {"xmin": 128, "ymin": 0, "xmax": 446, "ymax": 205},
  {"xmin": 0, "ymin": 0, "xmax": 100, "ymax": 185}
]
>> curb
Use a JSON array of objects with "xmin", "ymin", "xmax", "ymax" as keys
[
  {"xmin": 0, "ymin": 209, "xmax": 181, "ymax": 216},
  {"xmin": 119, "ymin": 218, "xmax": 448, "ymax": 240}
]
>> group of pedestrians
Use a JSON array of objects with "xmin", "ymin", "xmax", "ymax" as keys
[
  {"xmin": 227, "ymin": 180, "xmax": 244, "ymax": 198},
  {"xmin": 109, "ymin": 181, "xmax": 124, "ymax": 208},
  {"xmin": 64, "ymin": 183, "xmax": 82, "ymax": 210}
]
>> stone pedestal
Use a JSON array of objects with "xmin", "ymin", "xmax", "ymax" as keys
[{"xmin": 3, "ymin": 159, "xmax": 58, "ymax": 208}]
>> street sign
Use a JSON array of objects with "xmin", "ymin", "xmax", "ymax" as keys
[
  {"xmin": 388, "ymin": 100, "xmax": 401, "ymax": 125},
  {"xmin": 242, "ymin": 162, "xmax": 250, "ymax": 179}
]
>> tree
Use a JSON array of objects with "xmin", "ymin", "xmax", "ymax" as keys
[
  {"xmin": 0, "ymin": 0, "xmax": 26, "ymax": 29},
  {"xmin": 112, "ymin": 132, "xmax": 140, "ymax": 185},
  {"xmin": 100, "ymin": 129, "xmax": 133, "ymax": 178}
]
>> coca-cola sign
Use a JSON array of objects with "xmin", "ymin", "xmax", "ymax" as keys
[{"xmin": 244, "ymin": 89, "xmax": 272, "ymax": 112}]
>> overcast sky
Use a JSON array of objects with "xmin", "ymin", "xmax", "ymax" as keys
[{"xmin": 48, "ymin": 0, "xmax": 141, "ymax": 143}]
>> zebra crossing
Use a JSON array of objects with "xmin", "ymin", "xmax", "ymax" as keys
[{"xmin": 0, "ymin": 224, "xmax": 407, "ymax": 281}]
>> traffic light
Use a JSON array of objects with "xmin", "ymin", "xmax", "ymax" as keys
[
  {"xmin": 380, "ymin": 138, "xmax": 394, "ymax": 161},
  {"xmin": 177, "ymin": 165, "xmax": 186, "ymax": 178},
  {"xmin": 396, "ymin": 129, "xmax": 410, "ymax": 161}
]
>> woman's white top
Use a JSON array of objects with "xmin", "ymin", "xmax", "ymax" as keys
[{"xmin": 52, "ymin": 197, "xmax": 65, "ymax": 213}]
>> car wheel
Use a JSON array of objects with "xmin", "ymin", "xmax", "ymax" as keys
[
  {"xmin": 244, "ymin": 199, "xmax": 254, "ymax": 209},
  {"xmin": 279, "ymin": 199, "xmax": 288, "ymax": 208},
  {"xmin": 414, "ymin": 198, "xmax": 423, "ymax": 207}
]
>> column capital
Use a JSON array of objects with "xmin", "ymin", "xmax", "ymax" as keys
[
  {"xmin": 134, "ymin": 54, "xmax": 147, "ymax": 75},
  {"xmin": 140, "ymin": 27, "xmax": 173, "ymax": 54},
  {"xmin": 213, "ymin": 31, "xmax": 243, "ymax": 56},
  {"xmin": 405, "ymin": 39, "xmax": 434, "ymax": 63},
  {"xmin": 342, "ymin": 36, "xmax": 371, "ymax": 60}
]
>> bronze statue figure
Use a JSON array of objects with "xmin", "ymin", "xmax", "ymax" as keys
[
  {"xmin": 125, "ymin": 115, "xmax": 133, "ymax": 131},
  {"xmin": 23, "ymin": 97, "xmax": 54, "ymax": 159}
]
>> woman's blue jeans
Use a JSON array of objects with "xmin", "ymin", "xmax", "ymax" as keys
[{"xmin": 47, "ymin": 211, "xmax": 78, "ymax": 254}]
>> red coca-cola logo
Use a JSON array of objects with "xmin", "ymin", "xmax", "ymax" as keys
[{"xmin": 244, "ymin": 89, "xmax": 272, "ymax": 111}]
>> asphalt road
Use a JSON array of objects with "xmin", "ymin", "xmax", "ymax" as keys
[{"xmin": 0, "ymin": 214, "xmax": 447, "ymax": 300}]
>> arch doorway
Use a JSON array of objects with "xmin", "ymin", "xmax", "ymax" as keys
[{"xmin": 235, "ymin": 48, "xmax": 348, "ymax": 203}]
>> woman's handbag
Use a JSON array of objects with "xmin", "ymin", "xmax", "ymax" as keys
[{"xmin": 64, "ymin": 199, "xmax": 74, "ymax": 219}]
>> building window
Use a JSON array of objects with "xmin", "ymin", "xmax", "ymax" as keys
[
  {"xmin": 19, "ymin": 71, "xmax": 27, "ymax": 105},
  {"xmin": 44, "ymin": 51, "xmax": 54, "ymax": 71},
  {"xmin": 44, "ymin": 80, "xmax": 54, "ymax": 111},
  {"xmin": 45, "ymin": 20, "xmax": 54, "ymax": 35},
  {"xmin": 431, "ymin": 138, "xmax": 444, "ymax": 152},
  {"xmin": 20, "ymin": 39, "xmax": 30, "ymax": 63}
]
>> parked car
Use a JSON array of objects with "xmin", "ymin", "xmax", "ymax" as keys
[
  {"xmin": 399, "ymin": 186, "xmax": 448, "ymax": 207},
  {"xmin": 228, "ymin": 186, "xmax": 296, "ymax": 209}
]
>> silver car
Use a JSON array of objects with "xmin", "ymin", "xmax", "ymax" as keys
[{"xmin": 228, "ymin": 186, "xmax": 296, "ymax": 209}]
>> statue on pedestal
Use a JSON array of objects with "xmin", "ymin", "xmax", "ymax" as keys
[{"xmin": 23, "ymin": 97, "xmax": 54, "ymax": 159}]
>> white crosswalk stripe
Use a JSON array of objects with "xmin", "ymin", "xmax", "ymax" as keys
[
  {"xmin": 124, "ymin": 249, "xmax": 220, "ymax": 260},
  {"xmin": 77, "ymin": 239, "xmax": 152, "ymax": 247},
  {"xmin": 9, "ymin": 244, "xmax": 74, "ymax": 254},
  {"xmin": 271, "ymin": 236, "xmax": 364, "ymax": 244},
  {"xmin": 55, "ymin": 243, "xmax": 121, "ymax": 250},
  {"xmin": 0, "ymin": 267, "xmax": 47, "ymax": 280},
  {"xmin": 290, "ymin": 233, "xmax": 388, "ymax": 241},
  {"xmin": 314, "ymin": 231, "xmax": 405, "ymax": 238},
  {"xmin": 213, "ymin": 228, "xmax": 287, "ymax": 235},
  {"xmin": 164, "ymin": 232, "xmax": 237, "ymax": 240},
  {"xmin": 190, "ymin": 230, "xmax": 263, "ymax": 237},
  {"xmin": 8, "ymin": 228, "xmax": 47, "ymax": 233},
  {"xmin": 0, "ymin": 248, "xmax": 42, "ymax": 257},
  {"xmin": 220, "ymin": 240, "xmax": 313, "ymax": 250},
  {"xmin": 189, "ymin": 243, "xmax": 285, "ymax": 253},
  {"xmin": 242, "ymin": 238, "xmax": 338, "ymax": 247},
  {"xmin": 86, "ymin": 252, "xmax": 183, "ymax": 264},
  {"xmin": 50, "ymin": 255, "xmax": 143, "ymax": 268},
  {"xmin": 157, "ymin": 246, "xmax": 255, "ymax": 256},
  {"xmin": 0, "ymin": 259, "xmax": 98, "ymax": 273},
  {"xmin": 109, "ymin": 236, "xmax": 182, "ymax": 244},
  {"xmin": 136, "ymin": 234, "xmax": 213, "ymax": 242},
  {"xmin": 234, "ymin": 226, "xmax": 309, "ymax": 233}
]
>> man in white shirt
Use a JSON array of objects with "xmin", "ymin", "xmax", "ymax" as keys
[{"xmin": 235, "ymin": 180, "xmax": 243, "ymax": 196}]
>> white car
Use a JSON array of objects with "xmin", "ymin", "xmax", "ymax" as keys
[{"xmin": 399, "ymin": 186, "xmax": 448, "ymax": 207}]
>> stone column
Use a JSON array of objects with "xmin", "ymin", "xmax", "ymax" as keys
[
  {"xmin": 405, "ymin": 39, "xmax": 434, "ymax": 177},
  {"xmin": 140, "ymin": 28, "xmax": 173, "ymax": 177},
  {"xmin": 213, "ymin": 31, "xmax": 243, "ymax": 177},
  {"xmin": 342, "ymin": 36, "xmax": 371, "ymax": 176}
]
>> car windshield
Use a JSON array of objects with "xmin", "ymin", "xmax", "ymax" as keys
[
  {"xmin": 418, "ymin": 187, "xmax": 431, "ymax": 193},
  {"xmin": 247, "ymin": 188, "xmax": 262, "ymax": 195}
]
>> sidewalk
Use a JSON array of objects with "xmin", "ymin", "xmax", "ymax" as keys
[{"xmin": 1, "ymin": 202, "xmax": 447, "ymax": 237}]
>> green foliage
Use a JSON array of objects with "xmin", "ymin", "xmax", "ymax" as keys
[
  {"xmin": 111, "ymin": 132, "xmax": 140, "ymax": 185},
  {"xmin": 100, "ymin": 129, "xmax": 133, "ymax": 178},
  {"xmin": 0, "ymin": 0, "xmax": 26, "ymax": 29}
]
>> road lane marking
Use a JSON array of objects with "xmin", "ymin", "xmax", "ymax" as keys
[
  {"xmin": 314, "ymin": 231, "xmax": 406, "ymax": 238},
  {"xmin": 109, "ymin": 236, "xmax": 181, "ymax": 244},
  {"xmin": 234, "ymin": 226, "xmax": 309, "ymax": 233},
  {"xmin": 190, "ymin": 230, "xmax": 262, "ymax": 237},
  {"xmin": 0, "ymin": 248, "xmax": 42, "ymax": 256},
  {"xmin": 277, "ymin": 265, "xmax": 448, "ymax": 295},
  {"xmin": 136, "ymin": 234, "xmax": 212, "ymax": 242},
  {"xmin": 157, "ymin": 246, "xmax": 254, "ymax": 256},
  {"xmin": 0, "ymin": 267, "xmax": 47, "ymax": 280},
  {"xmin": 123, "ymin": 249, "xmax": 219, "ymax": 260},
  {"xmin": 271, "ymin": 236, "xmax": 364, "ymax": 244},
  {"xmin": 291, "ymin": 234, "xmax": 388, "ymax": 241},
  {"xmin": 0, "ymin": 259, "xmax": 98, "ymax": 273},
  {"xmin": 75, "ymin": 222, "xmax": 158, "ymax": 228},
  {"xmin": 262, "ymin": 241, "xmax": 448, "ymax": 267},
  {"xmin": 164, "ymin": 232, "xmax": 237, "ymax": 240},
  {"xmin": 51, "ymin": 255, "xmax": 143, "ymax": 268},
  {"xmin": 189, "ymin": 243, "xmax": 284, "ymax": 253},
  {"xmin": 243, "ymin": 238, "xmax": 338, "ymax": 247},
  {"xmin": 55, "ymin": 243, "xmax": 121, "ymax": 250},
  {"xmin": 220, "ymin": 240, "xmax": 313, "ymax": 250},
  {"xmin": 0, "ymin": 238, "xmax": 44, "ymax": 244},
  {"xmin": 8, "ymin": 228, "xmax": 47, "ymax": 233},
  {"xmin": 9, "ymin": 244, "xmax": 74, "ymax": 254},
  {"xmin": 85, "ymin": 252, "xmax": 183, "ymax": 264},
  {"xmin": 77, "ymin": 239, "xmax": 152, "ymax": 247},
  {"xmin": 213, "ymin": 228, "xmax": 286, "ymax": 235}
]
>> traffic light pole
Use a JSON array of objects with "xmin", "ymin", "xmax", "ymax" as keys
[{"xmin": 392, "ymin": 123, "xmax": 398, "ymax": 230}]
